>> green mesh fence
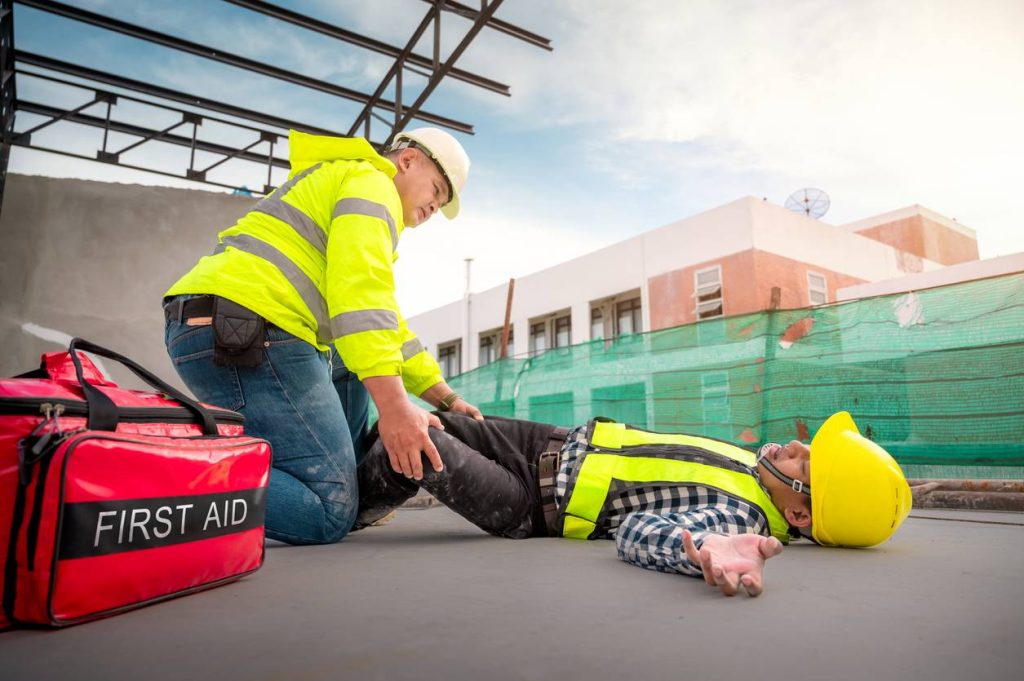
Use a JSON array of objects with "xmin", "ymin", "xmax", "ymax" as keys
[{"xmin": 444, "ymin": 272, "xmax": 1024, "ymax": 479}]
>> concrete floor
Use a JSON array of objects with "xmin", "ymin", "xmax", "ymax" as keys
[{"xmin": 2, "ymin": 507, "xmax": 1023, "ymax": 681}]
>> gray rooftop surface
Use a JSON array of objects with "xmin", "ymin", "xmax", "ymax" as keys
[{"xmin": 3, "ymin": 507, "xmax": 1023, "ymax": 681}]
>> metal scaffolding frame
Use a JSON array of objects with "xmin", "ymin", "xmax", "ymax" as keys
[{"xmin": 0, "ymin": 0, "xmax": 550, "ymax": 204}]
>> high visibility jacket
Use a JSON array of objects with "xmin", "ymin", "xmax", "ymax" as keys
[
  {"xmin": 166, "ymin": 130, "xmax": 443, "ymax": 395},
  {"xmin": 559, "ymin": 419, "xmax": 791, "ymax": 544}
]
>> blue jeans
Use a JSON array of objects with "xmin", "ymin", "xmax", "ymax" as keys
[{"xmin": 164, "ymin": 302, "xmax": 369, "ymax": 545}]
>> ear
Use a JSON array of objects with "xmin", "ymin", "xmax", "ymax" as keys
[
  {"xmin": 396, "ymin": 148, "xmax": 417, "ymax": 172},
  {"xmin": 784, "ymin": 503, "xmax": 812, "ymax": 529}
]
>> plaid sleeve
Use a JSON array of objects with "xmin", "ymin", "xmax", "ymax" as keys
[{"xmin": 614, "ymin": 503, "xmax": 766, "ymax": 578}]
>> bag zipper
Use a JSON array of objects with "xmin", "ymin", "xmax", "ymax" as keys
[
  {"xmin": 0, "ymin": 396, "xmax": 243, "ymax": 425},
  {"xmin": 5, "ymin": 403, "xmax": 68, "ymax": 618},
  {"xmin": 24, "ymin": 404, "xmax": 69, "ymax": 571}
]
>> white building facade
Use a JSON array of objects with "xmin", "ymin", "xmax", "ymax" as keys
[{"xmin": 410, "ymin": 196, "xmax": 971, "ymax": 378}]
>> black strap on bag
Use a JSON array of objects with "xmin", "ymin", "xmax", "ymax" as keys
[{"xmin": 67, "ymin": 338, "xmax": 219, "ymax": 435}]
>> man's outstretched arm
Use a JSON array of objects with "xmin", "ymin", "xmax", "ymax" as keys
[{"xmin": 614, "ymin": 509, "xmax": 783, "ymax": 597}]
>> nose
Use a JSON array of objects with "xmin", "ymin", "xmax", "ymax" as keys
[{"xmin": 786, "ymin": 440, "xmax": 810, "ymax": 459}]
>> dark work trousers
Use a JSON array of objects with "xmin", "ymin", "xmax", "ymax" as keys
[{"xmin": 355, "ymin": 413, "xmax": 563, "ymax": 539}]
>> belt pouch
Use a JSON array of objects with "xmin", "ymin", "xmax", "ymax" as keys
[{"xmin": 212, "ymin": 298, "xmax": 265, "ymax": 367}]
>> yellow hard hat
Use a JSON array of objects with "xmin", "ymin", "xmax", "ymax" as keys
[{"xmin": 809, "ymin": 412, "xmax": 912, "ymax": 547}]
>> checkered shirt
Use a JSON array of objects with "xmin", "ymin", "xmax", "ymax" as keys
[{"xmin": 555, "ymin": 425, "xmax": 773, "ymax": 577}]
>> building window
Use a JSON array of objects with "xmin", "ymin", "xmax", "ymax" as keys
[
  {"xmin": 479, "ymin": 327, "xmax": 513, "ymax": 366},
  {"xmin": 616, "ymin": 297, "xmax": 642, "ymax": 336},
  {"xmin": 437, "ymin": 340, "xmax": 461, "ymax": 378},
  {"xmin": 529, "ymin": 321, "xmax": 547, "ymax": 356},
  {"xmin": 528, "ymin": 310, "xmax": 572, "ymax": 356},
  {"xmin": 591, "ymin": 289, "xmax": 642, "ymax": 341},
  {"xmin": 590, "ymin": 307, "xmax": 604, "ymax": 340},
  {"xmin": 808, "ymin": 272, "xmax": 828, "ymax": 305},
  {"xmin": 479, "ymin": 336, "xmax": 495, "ymax": 367},
  {"xmin": 694, "ymin": 265, "xmax": 724, "ymax": 320},
  {"xmin": 554, "ymin": 314, "xmax": 572, "ymax": 348}
]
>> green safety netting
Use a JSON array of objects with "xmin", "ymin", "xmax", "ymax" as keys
[{"xmin": 442, "ymin": 272, "xmax": 1024, "ymax": 479}]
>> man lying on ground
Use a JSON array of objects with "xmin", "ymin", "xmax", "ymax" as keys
[{"xmin": 354, "ymin": 411, "xmax": 912, "ymax": 597}]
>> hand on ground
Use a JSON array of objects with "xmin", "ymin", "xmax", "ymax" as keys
[{"xmin": 682, "ymin": 531, "xmax": 783, "ymax": 597}]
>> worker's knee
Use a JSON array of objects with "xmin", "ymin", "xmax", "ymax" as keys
[
  {"xmin": 321, "ymin": 500, "xmax": 357, "ymax": 543},
  {"xmin": 283, "ymin": 492, "xmax": 357, "ymax": 545}
]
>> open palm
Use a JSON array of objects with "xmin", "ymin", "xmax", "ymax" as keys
[{"xmin": 683, "ymin": 530, "xmax": 783, "ymax": 597}]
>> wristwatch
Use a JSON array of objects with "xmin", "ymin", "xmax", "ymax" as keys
[{"xmin": 437, "ymin": 391, "xmax": 461, "ymax": 411}]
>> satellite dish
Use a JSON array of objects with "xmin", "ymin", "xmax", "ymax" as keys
[{"xmin": 784, "ymin": 188, "xmax": 830, "ymax": 219}]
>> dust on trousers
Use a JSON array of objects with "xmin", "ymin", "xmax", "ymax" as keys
[{"xmin": 355, "ymin": 414, "xmax": 560, "ymax": 538}]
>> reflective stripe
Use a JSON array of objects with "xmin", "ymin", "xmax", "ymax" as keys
[
  {"xmin": 559, "ymin": 420, "xmax": 791, "ymax": 543},
  {"xmin": 331, "ymin": 309, "xmax": 399, "ymax": 338},
  {"xmin": 401, "ymin": 338, "xmax": 424, "ymax": 361},
  {"xmin": 599, "ymin": 421, "xmax": 755, "ymax": 462},
  {"xmin": 252, "ymin": 163, "xmax": 326, "ymax": 255},
  {"xmin": 219, "ymin": 234, "xmax": 331, "ymax": 343},
  {"xmin": 253, "ymin": 199, "xmax": 326, "ymax": 255},
  {"xmin": 271, "ymin": 163, "xmax": 322, "ymax": 197},
  {"xmin": 333, "ymin": 197, "xmax": 399, "ymax": 252}
]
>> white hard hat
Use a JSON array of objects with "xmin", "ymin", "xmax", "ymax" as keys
[{"xmin": 391, "ymin": 127, "xmax": 470, "ymax": 219}]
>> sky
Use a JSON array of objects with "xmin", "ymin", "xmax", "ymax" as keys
[{"xmin": 8, "ymin": 0, "xmax": 1024, "ymax": 317}]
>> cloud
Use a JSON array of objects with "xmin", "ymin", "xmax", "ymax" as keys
[
  {"xmin": 394, "ymin": 193, "xmax": 614, "ymax": 317},
  {"xmin": 464, "ymin": 0, "xmax": 1024, "ymax": 256},
  {"xmin": 15, "ymin": 0, "xmax": 1024, "ymax": 271}
]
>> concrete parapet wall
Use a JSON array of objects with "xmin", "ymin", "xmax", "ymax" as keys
[{"xmin": 0, "ymin": 174, "xmax": 255, "ymax": 393}]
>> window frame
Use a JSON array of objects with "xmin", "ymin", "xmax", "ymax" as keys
[
  {"xmin": 528, "ymin": 321, "xmax": 548, "ymax": 356},
  {"xmin": 615, "ymin": 296, "xmax": 642, "ymax": 337},
  {"xmin": 478, "ymin": 326, "xmax": 514, "ymax": 366},
  {"xmin": 528, "ymin": 309, "xmax": 572, "ymax": 356},
  {"xmin": 590, "ymin": 306, "xmax": 604, "ymax": 341},
  {"xmin": 590, "ymin": 289, "xmax": 644, "ymax": 342},
  {"xmin": 437, "ymin": 340, "xmax": 461, "ymax": 378},
  {"xmin": 694, "ymin": 265, "xmax": 724, "ymax": 320},
  {"xmin": 553, "ymin": 313, "xmax": 572, "ymax": 349},
  {"xmin": 478, "ymin": 335, "xmax": 496, "ymax": 367},
  {"xmin": 807, "ymin": 271, "xmax": 828, "ymax": 306}
]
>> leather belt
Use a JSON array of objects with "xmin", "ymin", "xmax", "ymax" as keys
[
  {"xmin": 538, "ymin": 426, "xmax": 570, "ymax": 536},
  {"xmin": 163, "ymin": 295, "xmax": 216, "ymax": 323}
]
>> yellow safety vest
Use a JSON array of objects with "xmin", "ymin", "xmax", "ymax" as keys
[
  {"xmin": 560, "ymin": 419, "xmax": 791, "ymax": 544},
  {"xmin": 166, "ymin": 130, "xmax": 443, "ymax": 396}
]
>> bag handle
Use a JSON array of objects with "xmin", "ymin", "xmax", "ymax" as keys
[{"xmin": 68, "ymin": 338, "xmax": 219, "ymax": 436}]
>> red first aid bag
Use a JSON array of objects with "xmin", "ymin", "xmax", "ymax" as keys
[{"xmin": 1, "ymin": 338, "xmax": 271, "ymax": 628}]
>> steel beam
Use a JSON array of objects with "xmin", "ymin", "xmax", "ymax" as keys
[
  {"xmin": 16, "ymin": 0, "xmax": 473, "ymax": 134},
  {"xmin": 347, "ymin": 5, "xmax": 440, "ymax": 138},
  {"xmin": 16, "ymin": 99, "xmax": 289, "ymax": 170},
  {"xmin": 9, "ymin": 138, "xmax": 267, "ymax": 193},
  {"xmin": 5, "ymin": 0, "xmax": 551, "ymax": 203},
  {"xmin": 423, "ymin": 0, "xmax": 552, "ymax": 51},
  {"xmin": 1, "ymin": 0, "xmax": 15, "ymax": 211},
  {"xmin": 394, "ymin": 0, "xmax": 504, "ymax": 134},
  {"xmin": 223, "ymin": 0, "xmax": 509, "ymax": 97},
  {"xmin": 16, "ymin": 51, "xmax": 340, "ymax": 136}
]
